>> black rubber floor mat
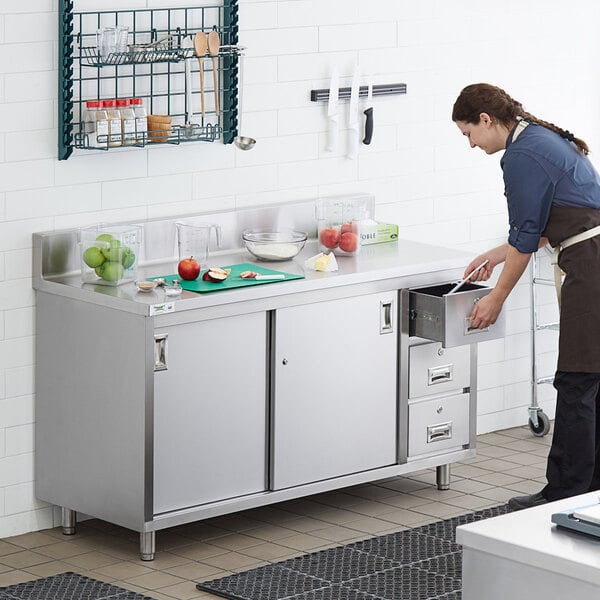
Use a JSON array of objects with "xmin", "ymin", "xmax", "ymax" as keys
[
  {"xmin": 0, "ymin": 572, "xmax": 155, "ymax": 600},
  {"xmin": 196, "ymin": 504, "xmax": 509, "ymax": 600}
]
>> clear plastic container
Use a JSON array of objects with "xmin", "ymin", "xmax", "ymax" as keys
[
  {"xmin": 117, "ymin": 98, "xmax": 136, "ymax": 145},
  {"xmin": 99, "ymin": 27, "xmax": 117, "ymax": 61},
  {"xmin": 315, "ymin": 194, "xmax": 375, "ymax": 256},
  {"xmin": 103, "ymin": 99, "xmax": 122, "ymax": 147},
  {"xmin": 116, "ymin": 25, "xmax": 129, "ymax": 52},
  {"xmin": 79, "ymin": 224, "xmax": 142, "ymax": 286},
  {"xmin": 130, "ymin": 97, "xmax": 147, "ymax": 144}
]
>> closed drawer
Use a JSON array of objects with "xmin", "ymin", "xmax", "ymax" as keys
[
  {"xmin": 409, "ymin": 282, "xmax": 505, "ymax": 347},
  {"xmin": 408, "ymin": 393, "xmax": 469, "ymax": 457},
  {"xmin": 409, "ymin": 342, "xmax": 470, "ymax": 399}
]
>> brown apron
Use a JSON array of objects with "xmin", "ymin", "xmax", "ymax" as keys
[{"xmin": 542, "ymin": 205, "xmax": 600, "ymax": 372}]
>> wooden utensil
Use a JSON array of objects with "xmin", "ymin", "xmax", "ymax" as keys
[
  {"xmin": 193, "ymin": 31, "xmax": 207, "ymax": 117},
  {"xmin": 207, "ymin": 29, "xmax": 220, "ymax": 116}
]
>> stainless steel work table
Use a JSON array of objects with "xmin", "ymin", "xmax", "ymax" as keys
[{"xmin": 33, "ymin": 205, "xmax": 502, "ymax": 560}]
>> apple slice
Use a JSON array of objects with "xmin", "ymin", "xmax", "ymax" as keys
[{"xmin": 203, "ymin": 267, "xmax": 231, "ymax": 283}]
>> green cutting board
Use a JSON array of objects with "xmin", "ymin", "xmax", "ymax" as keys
[{"xmin": 150, "ymin": 263, "xmax": 304, "ymax": 293}]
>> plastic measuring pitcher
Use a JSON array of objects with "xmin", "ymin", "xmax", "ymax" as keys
[{"xmin": 175, "ymin": 222, "xmax": 222, "ymax": 265}]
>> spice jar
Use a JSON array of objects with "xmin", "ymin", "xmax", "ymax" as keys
[
  {"xmin": 82, "ymin": 100, "xmax": 109, "ymax": 148},
  {"xmin": 117, "ymin": 98, "xmax": 136, "ymax": 145},
  {"xmin": 103, "ymin": 100, "xmax": 122, "ymax": 147}
]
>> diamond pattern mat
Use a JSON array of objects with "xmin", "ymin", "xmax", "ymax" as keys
[
  {"xmin": 196, "ymin": 504, "xmax": 509, "ymax": 600},
  {"xmin": 0, "ymin": 572, "xmax": 155, "ymax": 600}
]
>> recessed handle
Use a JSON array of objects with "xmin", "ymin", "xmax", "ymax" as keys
[
  {"xmin": 154, "ymin": 334, "xmax": 168, "ymax": 371},
  {"xmin": 380, "ymin": 300, "xmax": 394, "ymax": 334}
]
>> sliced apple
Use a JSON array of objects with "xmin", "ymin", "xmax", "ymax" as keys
[{"xmin": 203, "ymin": 267, "xmax": 231, "ymax": 283}]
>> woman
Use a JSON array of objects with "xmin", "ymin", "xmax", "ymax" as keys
[{"xmin": 452, "ymin": 83, "xmax": 600, "ymax": 511}]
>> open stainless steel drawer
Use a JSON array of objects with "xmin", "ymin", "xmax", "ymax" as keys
[{"xmin": 409, "ymin": 282, "xmax": 505, "ymax": 347}]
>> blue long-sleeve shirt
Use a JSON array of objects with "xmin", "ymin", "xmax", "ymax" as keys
[{"xmin": 501, "ymin": 122, "xmax": 600, "ymax": 253}]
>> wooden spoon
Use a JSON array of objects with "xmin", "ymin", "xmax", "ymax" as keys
[
  {"xmin": 193, "ymin": 32, "xmax": 207, "ymax": 118},
  {"xmin": 207, "ymin": 29, "xmax": 220, "ymax": 116}
]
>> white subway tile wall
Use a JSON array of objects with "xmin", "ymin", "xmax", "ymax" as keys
[{"xmin": 0, "ymin": 0, "xmax": 598, "ymax": 538}]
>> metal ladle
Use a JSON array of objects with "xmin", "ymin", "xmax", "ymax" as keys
[{"xmin": 234, "ymin": 49, "xmax": 256, "ymax": 150}]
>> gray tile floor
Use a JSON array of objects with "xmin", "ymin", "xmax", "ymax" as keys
[{"xmin": 0, "ymin": 425, "xmax": 551, "ymax": 600}]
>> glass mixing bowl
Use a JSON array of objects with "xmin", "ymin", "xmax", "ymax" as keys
[{"xmin": 242, "ymin": 229, "xmax": 308, "ymax": 261}]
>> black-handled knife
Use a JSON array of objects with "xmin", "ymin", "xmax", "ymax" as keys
[
  {"xmin": 363, "ymin": 107, "xmax": 373, "ymax": 145},
  {"xmin": 363, "ymin": 82, "xmax": 373, "ymax": 145}
]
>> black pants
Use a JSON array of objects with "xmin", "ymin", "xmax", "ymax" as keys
[{"xmin": 542, "ymin": 371, "xmax": 600, "ymax": 501}]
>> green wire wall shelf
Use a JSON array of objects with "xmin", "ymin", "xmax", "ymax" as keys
[{"xmin": 58, "ymin": 1, "xmax": 239, "ymax": 160}]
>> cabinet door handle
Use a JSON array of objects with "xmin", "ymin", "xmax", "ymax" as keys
[
  {"xmin": 380, "ymin": 300, "xmax": 394, "ymax": 334},
  {"xmin": 154, "ymin": 334, "xmax": 168, "ymax": 371}
]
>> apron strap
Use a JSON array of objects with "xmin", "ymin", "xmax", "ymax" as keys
[
  {"xmin": 550, "ymin": 224, "xmax": 600, "ymax": 306},
  {"xmin": 512, "ymin": 119, "xmax": 529, "ymax": 141}
]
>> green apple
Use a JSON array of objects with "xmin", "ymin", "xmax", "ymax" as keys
[
  {"xmin": 96, "ymin": 233, "xmax": 114, "ymax": 243},
  {"xmin": 121, "ymin": 246, "xmax": 136, "ymax": 269},
  {"xmin": 98, "ymin": 261, "xmax": 124, "ymax": 282},
  {"xmin": 101, "ymin": 239, "xmax": 122, "ymax": 262},
  {"xmin": 82, "ymin": 246, "xmax": 105, "ymax": 268}
]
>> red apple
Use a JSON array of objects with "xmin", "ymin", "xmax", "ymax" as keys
[
  {"xmin": 178, "ymin": 257, "xmax": 200, "ymax": 280},
  {"xmin": 341, "ymin": 222, "xmax": 357, "ymax": 235},
  {"xmin": 339, "ymin": 232, "xmax": 358, "ymax": 253},
  {"xmin": 319, "ymin": 227, "xmax": 340, "ymax": 249}
]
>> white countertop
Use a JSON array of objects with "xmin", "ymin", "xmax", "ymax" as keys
[{"xmin": 457, "ymin": 492, "xmax": 600, "ymax": 585}]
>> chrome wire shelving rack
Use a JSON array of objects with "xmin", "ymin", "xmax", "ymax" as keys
[{"xmin": 58, "ymin": 1, "xmax": 240, "ymax": 160}]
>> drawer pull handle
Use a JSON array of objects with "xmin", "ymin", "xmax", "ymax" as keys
[
  {"xmin": 154, "ymin": 334, "xmax": 168, "ymax": 371},
  {"xmin": 428, "ymin": 422, "xmax": 452, "ymax": 443},
  {"xmin": 465, "ymin": 318, "xmax": 489, "ymax": 334},
  {"xmin": 428, "ymin": 364, "xmax": 453, "ymax": 385}
]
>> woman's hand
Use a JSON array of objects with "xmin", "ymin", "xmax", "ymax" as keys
[
  {"xmin": 463, "ymin": 244, "xmax": 509, "ymax": 282},
  {"xmin": 467, "ymin": 244, "xmax": 532, "ymax": 330},
  {"xmin": 469, "ymin": 292, "xmax": 504, "ymax": 329}
]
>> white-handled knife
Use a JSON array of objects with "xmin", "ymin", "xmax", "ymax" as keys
[
  {"xmin": 347, "ymin": 66, "xmax": 360, "ymax": 159},
  {"xmin": 255, "ymin": 274, "xmax": 285, "ymax": 280},
  {"xmin": 325, "ymin": 66, "xmax": 339, "ymax": 152}
]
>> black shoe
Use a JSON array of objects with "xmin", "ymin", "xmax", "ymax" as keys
[{"xmin": 508, "ymin": 491, "xmax": 548, "ymax": 511}]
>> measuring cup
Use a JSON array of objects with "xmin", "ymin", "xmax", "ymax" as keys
[{"xmin": 175, "ymin": 222, "xmax": 222, "ymax": 266}]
